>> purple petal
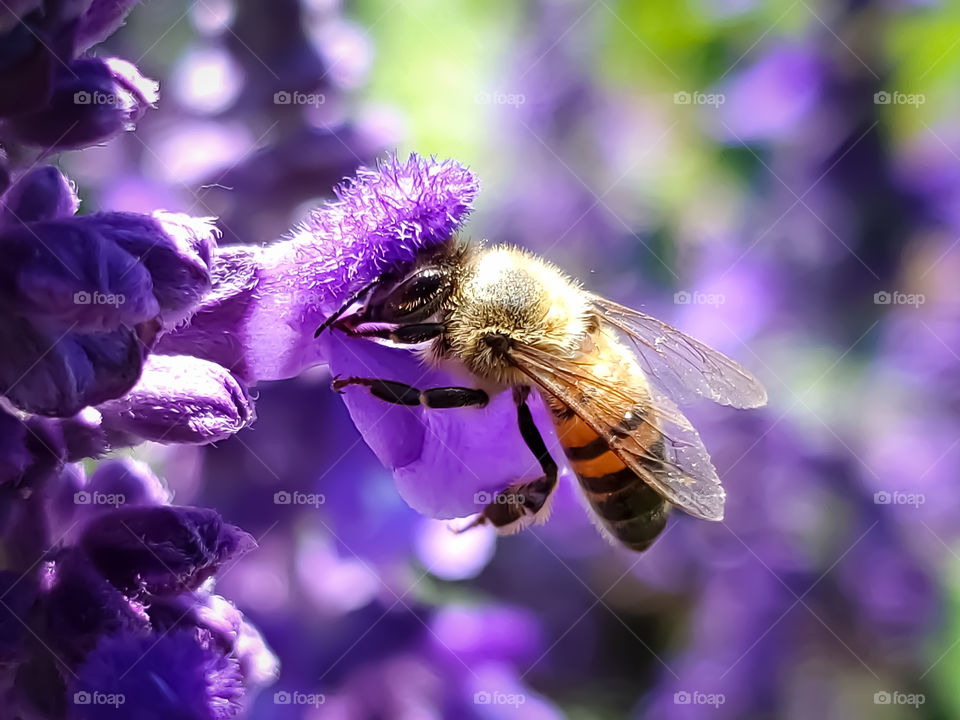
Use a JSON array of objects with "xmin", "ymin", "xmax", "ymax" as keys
[
  {"xmin": 0, "ymin": 19, "xmax": 65, "ymax": 117},
  {"xmin": 154, "ymin": 244, "xmax": 261, "ymax": 377},
  {"xmin": 0, "ymin": 406, "xmax": 32, "ymax": 486},
  {"xmin": 329, "ymin": 334, "xmax": 567, "ymax": 518},
  {"xmin": 78, "ymin": 505, "xmax": 255, "ymax": 596}
]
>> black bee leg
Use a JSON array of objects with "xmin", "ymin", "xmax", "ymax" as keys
[
  {"xmin": 459, "ymin": 387, "xmax": 559, "ymax": 533},
  {"xmin": 332, "ymin": 377, "xmax": 488, "ymax": 409},
  {"xmin": 339, "ymin": 322, "xmax": 444, "ymax": 344}
]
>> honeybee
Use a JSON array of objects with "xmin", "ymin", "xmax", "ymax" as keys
[{"xmin": 318, "ymin": 238, "xmax": 767, "ymax": 552}]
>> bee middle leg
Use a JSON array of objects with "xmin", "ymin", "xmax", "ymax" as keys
[
  {"xmin": 466, "ymin": 387, "xmax": 559, "ymax": 532},
  {"xmin": 332, "ymin": 377, "xmax": 489, "ymax": 409}
]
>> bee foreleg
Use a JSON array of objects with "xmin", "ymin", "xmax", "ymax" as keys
[{"xmin": 332, "ymin": 377, "xmax": 488, "ymax": 409}]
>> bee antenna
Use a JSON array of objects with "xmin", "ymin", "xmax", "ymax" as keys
[{"xmin": 314, "ymin": 278, "xmax": 381, "ymax": 338}]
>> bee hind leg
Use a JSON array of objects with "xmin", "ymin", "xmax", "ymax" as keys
[
  {"xmin": 459, "ymin": 387, "xmax": 559, "ymax": 534},
  {"xmin": 332, "ymin": 377, "xmax": 489, "ymax": 409}
]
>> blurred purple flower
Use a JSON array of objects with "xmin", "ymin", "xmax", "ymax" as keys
[{"xmin": 713, "ymin": 45, "xmax": 823, "ymax": 143}]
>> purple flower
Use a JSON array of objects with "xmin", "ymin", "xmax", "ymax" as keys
[
  {"xmin": 78, "ymin": 505, "xmax": 255, "ymax": 596},
  {"xmin": 158, "ymin": 153, "xmax": 479, "ymax": 382}
]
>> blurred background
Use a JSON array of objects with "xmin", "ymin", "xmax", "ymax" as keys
[{"xmin": 66, "ymin": 0, "xmax": 960, "ymax": 717}]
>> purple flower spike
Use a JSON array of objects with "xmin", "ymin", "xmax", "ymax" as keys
[
  {"xmin": 78, "ymin": 505, "xmax": 256, "ymax": 597},
  {"xmin": 93, "ymin": 354, "xmax": 254, "ymax": 447},
  {"xmin": 158, "ymin": 153, "xmax": 478, "ymax": 382},
  {"xmin": 68, "ymin": 630, "xmax": 244, "ymax": 720},
  {"xmin": 3, "ymin": 56, "xmax": 158, "ymax": 150}
]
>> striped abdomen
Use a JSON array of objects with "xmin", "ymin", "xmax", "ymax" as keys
[{"xmin": 552, "ymin": 407, "xmax": 668, "ymax": 552}]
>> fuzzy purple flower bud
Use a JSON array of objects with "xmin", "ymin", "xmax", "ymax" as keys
[
  {"xmin": 158, "ymin": 153, "xmax": 478, "ymax": 381},
  {"xmin": 0, "ymin": 165, "xmax": 78, "ymax": 225},
  {"xmin": 86, "ymin": 458, "xmax": 171, "ymax": 507},
  {"xmin": 147, "ymin": 592, "xmax": 279, "ymax": 687},
  {"xmin": 42, "ymin": 548, "xmax": 151, "ymax": 666},
  {"xmin": 78, "ymin": 505, "xmax": 255, "ymax": 597},
  {"xmin": 0, "ymin": 404, "xmax": 65, "ymax": 489},
  {"xmin": 68, "ymin": 630, "xmax": 244, "ymax": 720},
  {"xmin": 0, "ymin": 317, "xmax": 151, "ymax": 417},
  {"xmin": 93, "ymin": 354, "xmax": 254, "ymax": 447},
  {"xmin": 3, "ymin": 56, "xmax": 158, "ymax": 150}
]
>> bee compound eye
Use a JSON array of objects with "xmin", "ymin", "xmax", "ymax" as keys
[{"xmin": 383, "ymin": 269, "xmax": 447, "ymax": 320}]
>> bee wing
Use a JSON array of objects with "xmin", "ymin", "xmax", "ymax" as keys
[
  {"xmin": 590, "ymin": 295, "xmax": 767, "ymax": 409},
  {"xmin": 508, "ymin": 342, "xmax": 725, "ymax": 521}
]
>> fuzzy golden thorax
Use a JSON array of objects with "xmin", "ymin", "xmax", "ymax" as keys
[{"xmin": 438, "ymin": 244, "xmax": 595, "ymax": 386}]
